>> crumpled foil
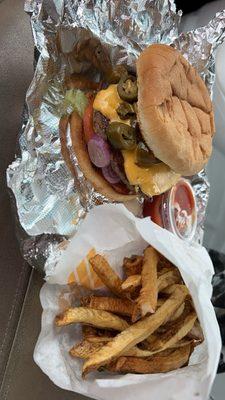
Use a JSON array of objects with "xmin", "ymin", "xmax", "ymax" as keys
[{"xmin": 6, "ymin": 0, "xmax": 225, "ymax": 273}]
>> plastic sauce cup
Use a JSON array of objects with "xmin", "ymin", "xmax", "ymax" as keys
[{"xmin": 143, "ymin": 178, "xmax": 197, "ymax": 241}]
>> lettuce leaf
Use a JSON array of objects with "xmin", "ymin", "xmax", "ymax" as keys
[{"xmin": 64, "ymin": 89, "xmax": 88, "ymax": 117}]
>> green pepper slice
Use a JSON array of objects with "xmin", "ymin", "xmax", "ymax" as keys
[
  {"xmin": 116, "ymin": 102, "xmax": 135, "ymax": 120},
  {"xmin": 106, "ymin": 122, "xmax": 136, "ymax": 150},
  {"xmin": 136, "ymin": 142, "xmax": 160, "ymax": 168},
  {"xmin": 117, "ymin": 75, "xmax": 138, "ymax": 102}
]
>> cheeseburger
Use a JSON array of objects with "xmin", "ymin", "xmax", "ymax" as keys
[{"xmin": 60, "ymin": 44, "xmax": 215, "ymax": 201}]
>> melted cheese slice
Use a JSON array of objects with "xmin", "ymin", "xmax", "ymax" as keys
[
  {"xmin": 123, "ymin": 150, "xmax": 180, "ymax": 196},
  {"xmin": 93, "ymin": 84, "xmax": 130, "ymax": 125}
]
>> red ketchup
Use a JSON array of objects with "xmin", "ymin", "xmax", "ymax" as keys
[{"xmin": 143, "ymin": 178, "xmax": 197, "ymax": 241}]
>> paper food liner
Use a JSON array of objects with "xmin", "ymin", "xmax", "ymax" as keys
[{"xmin": 34, "ymin": 204, "xmax": 221, "ymax": 400}]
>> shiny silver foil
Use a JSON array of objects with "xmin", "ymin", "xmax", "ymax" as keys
[
  {"xmin": 174, "ymin": 10, "xmax": 225, "ymax": 94},
  {"xmin": 7, "ymin": 1, "xmax": 225, "ymax": 273}
]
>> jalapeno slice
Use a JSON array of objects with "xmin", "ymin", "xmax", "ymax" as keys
[
  {"xmin": 116, "ymin": 102, "xmax": 135, "ymax": 120},
  {"xmin": 106, "ymin": 122, "xmax": 136, "ymax": 150},
  {"xmin": 117, "ymin": 75, "xmax": 138, "ymax": 102},
  {"xmin": 136, "ymin": 142, "xmax": 160, "ymax": 167}
]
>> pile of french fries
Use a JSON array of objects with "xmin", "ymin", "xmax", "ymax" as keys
[{"xmin": 55, "ymin": 247, "xmax": 204, "ymax": 377}]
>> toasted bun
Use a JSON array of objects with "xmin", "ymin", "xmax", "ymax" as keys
[
  {"xmin": 137, "ymin": 44, "xmax": 215, "ymax": 176},
  {"xmin": 59, "ymin": 115, "xmax": 75, "ymax": 175},
  {"xmin": 60, "ymin": 112, "xmax": 136, "ymax": 202}
]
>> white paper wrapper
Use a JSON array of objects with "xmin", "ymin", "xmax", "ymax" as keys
[{"xmin": 34, "ymin": 204, "xmax": 221, "ymax": 400}]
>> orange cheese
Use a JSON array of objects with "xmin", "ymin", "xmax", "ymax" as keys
[
  {"xmin": 93, "ymin": 84, "xmax": 130, "ymax": 125},
  {"xmin": 122, "ymin": 150, "xmax": 180, "ymax": 196}
]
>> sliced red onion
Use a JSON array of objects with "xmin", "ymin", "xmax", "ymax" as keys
[
  {"xmin": 102, "ymin": 164, "xmax": 121, "ymax": 184},
  {"xmin": 87, "ymin": 134, "xmax": 111, "ymax": 168}
]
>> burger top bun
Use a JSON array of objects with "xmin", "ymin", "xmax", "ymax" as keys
[{"xmin": 137, "ymin": 44, "xmax": 215, "ymax": 176}]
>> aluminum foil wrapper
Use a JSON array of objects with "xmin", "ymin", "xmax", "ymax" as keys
[{"xmin": 7, "ymin": 1, "xmax": 225, "ymax": 274}]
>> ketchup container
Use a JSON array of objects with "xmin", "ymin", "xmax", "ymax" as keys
[{"xmin": 143, "ymin": 178, "xmax": 197, "ymax": 241}]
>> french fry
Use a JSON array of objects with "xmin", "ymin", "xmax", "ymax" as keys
[
  {"xmin": 141, "ymin": 336, "xmax": 197, "ymax": 352},
  {"xmin": 146, "ymin": 303, "xmax": 197, "ymax": 352},
  {"xmin": 169, "ymin": 303, "xmax": 185, "ymax": 322},
  {"xmin": 157, "ymin": 254, "xmax": 174, "ymax": 271},
  {"xmin": 137, "ymin": 247, "xmax": 159, "ymax": 316},
  {"xmin": 82, "ymin": 285, "xmax": 188, "ymax": 375},
  {"xmin": 158, "ymin": 267, "xmax": 172, "ymax": 277},
  {"xmin": 86, "ymin": 296, "xmax": 135, "ymax": 316},
  {"xmin": 158, "ymin": 270, "xmax": 182, "ymax": 291},
  {"xmin": 163, "ymin": 338, "xmax": 197, "ymax": 350},
  {"xmin": 132, "ymin": 297, "xmax": 169, "ymax": 323},
  {"xmin": 156, "ymin": 298, "xmax": 166, "ymax": 308},
  {"xmin": 80, "ymin": 296, "xmax": 92, "ymax": 307},
  {"xmin": 87, "ymin": 335, "xmax": 115, "ymax": 343},
  {"xmin": 70, "ymin": 340, "xmax": 162, "ymax": 359},
  {"xmin": 131, "ymin": 292, "xmax": 166, "ymax": 322},
  {"xmin": 143, "ymin": 333, "xmax": 158, "ymax": 348},
  {"xmin": 56, "ymin": 247, "xmax": 203, "ymax": 379},
  {"xmin": 130, "ymin": 286, "xmax": 142, "ymax": 300},
  {"xmin": 123, "ymin": 255, "xmax": 143, "ymax": 276},
  {"xmin": 82, "ymin": 325, "xmax": 95, "ymax": 338},
  {"xmin": 131, "ymin": 304, "xmax": 141, "ymax": 323},
  {"xmin": 55, "ymin": 307, "xmax": 129, "ymax": 331},
  {"xmin": 174, "ymin": 338, "xmax": 202, "ymax": 348},
  {"xmin": 175, "ymin": 338, "xmax": 195, "ymax": 348},
  {"xmin": 70, "ymin": 341, "xmax": 103, "ymax": 359},
  {"xmin": 187, "ymin": 320, "xmax": 204, "ymax": 342},
  {"xmin": 82, "ymin": 326, "xmax": 115, "ymax": 343},
  {"xmin": 121, "ymin": 275, "xmax": 141, "ymax": 292},
  {"xmin": 124, "ymin": 347, "xmax": 156, "ymax": 358},
  {"xmin": 107, "ymin": 344, "xmax": 192, "ymax": 374},
  {"xmin": 160, "ymin": 302, "xmax": 185, "ymax": 325},
  {"xmin": 89, "ymin": 255, "xmax": 123, "ymax": 296},
  {"xmin": 129, "ymin": 340, "xmax": 198, "ymax": 357},
  {"xmin": 162, "ymin": 284, "xmax": 189, "ymax": 296},
  {"xmin": 123, "ymin": 270, "xmax": 181, "ymax": 294}
]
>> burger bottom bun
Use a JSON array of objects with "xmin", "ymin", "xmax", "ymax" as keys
[{"xmin": 59, "ymin": 111, "xmax": 136, "ymax": 202}]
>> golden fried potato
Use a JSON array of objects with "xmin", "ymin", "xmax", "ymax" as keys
[
  {"xmin": 80, "ymin": 297, "xmax": 92, "ymax": 307},
  {"xmin": 87, "ymin": 296, "xmax": 135, "ymax": 317},
  {"xmin": 82, "ymin": 285, "xmax": 188, "ymax": 376},
  {"xmin": 187, "ymin": 320, "xmax": 204, "ymax": 341},
  {"xmin": 146, "ymin": 302, "xmax": 197, "ymax": 352},
  {"xmin": 162, "ymin": 284, "xmax": 189, "ymax": 296},
  {"xmin": 121, "ymin": 275, "xmax": 141, "ymax": 291},
  {"xmin": 55, "ymin": 307, "xmax": 129, "ymax": 331},
  {"xmin": 156, "ymin": 298, "xmax": 166, "ymax": 308},
  {"xmin": 137, "ymin": 247, "xmax": 159, "ymax": 316},
  {"xmin": 82, "ymin": 325, "xmax": 115, "ymax": 342},
  {"xmin": 56, "ymin": 247, "xmax": 204, "ymax": 379},
  {"xmin": 168, "ymin": 303, "xmax": 185, "ymax": 322},
  {"xmin": 157, "ymin": 254, "xmax": 175, "ymax": 271},
  {"xmin": 123, "ymin": 255, "xmax": 143, "ymax": 276},
  {"xmin": 70, "ymin": 341, "xmax": 102, "ymax": 359},
  {"xmin": 158, "ymin": 270, "xmax": 182, "ymax": 292},
  {"xmin": 123, "ymin": 270, "xmax": 181, "ymax": 296},
  {"xmin": 70, "ymin": 340, "xmax": 159, "ymax": 359},
  {"xmin": 107, "ymin": 344, "xmax": 192, "ymax": 374},
  {"xmin": 89, "ymin": 255, "xmax": 123, "ymax": 296}
]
